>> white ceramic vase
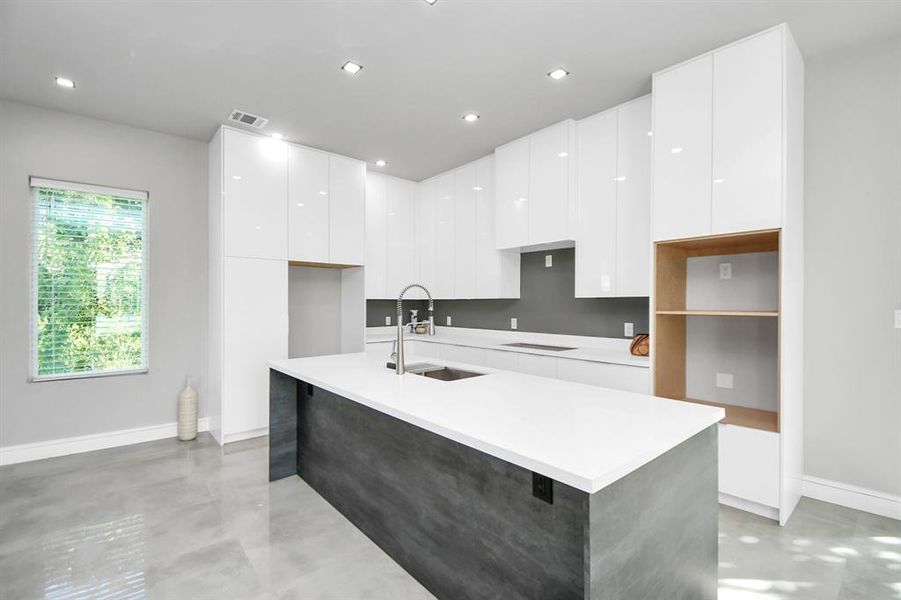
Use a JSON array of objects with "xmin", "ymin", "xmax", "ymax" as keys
[{"xmin": 177, "ymin": 377, "xmax": 198, "ymax": 441}]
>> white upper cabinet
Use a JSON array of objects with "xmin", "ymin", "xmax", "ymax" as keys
[
  {"xmin": 364, "ymin": 172, "xmax": 388, "ymax": 298},
  {"xmin": 475, "ymin": 156, "xmax": 520, "ymax": 298},
  {"xmin": 494, "ymin": 137, "xmax": 530, "ymax": 249},
  {"xmin": 712, "ymin": 28, "xmax": 783, "ymax": 234},
  {"xmin": 329, "ymin": 155, "xmax": 366, "ymax": 265},
  {"xmin": 652, "ymin": 25, "xmax": 798, "ymax": 241},
  {"xmin": 416, "ymin": 179, "xmax": 438, "ymax": 294},
  {"xmin": 652, "ymin": 55, "xmax": 713, "ymax": 242},
  {"xmin": 435, "ymin": 173, "xmax": 456, "ymax": 298},
  {"xmin": 223, "ymin": 128, "xmax": 288, "ymax": 260},
  {"xmin": 616, "ymin": 96, "xmax": 652, "ymax": 297},
  {"xmin": 454, "ymin": 164, "xmax": 478, "ymax": 298},
  {"xmin": 575, "ymin": 110, "xmax": 618, "ymax": 297},
  {"xmin": 288, "ymin": 145, "xmax": 329, "ymax": 263},
  {"xmin": 385, "ymin": 177, "xmax": 417, "ymax": 298},
  {"xmin": 529, "ymin": 120, "xmax": 576, "ymax": 246}
]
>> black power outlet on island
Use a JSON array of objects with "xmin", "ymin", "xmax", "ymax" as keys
[{"xmin": 532, "ymin": 472, "xmax": 554, "ymax": 504}]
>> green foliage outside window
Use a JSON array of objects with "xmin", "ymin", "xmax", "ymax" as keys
[{"xmin": 34, "ymin": 187, "xmax": 146, "ymax": 378}]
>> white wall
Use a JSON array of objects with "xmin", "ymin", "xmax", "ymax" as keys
[
  {"xmin": 0, "ymin": 101, "xmax": 208, "ymax": 447},
  {"xmin": 288, "ymin": 266, "xmax": 342, "ymax": 358},
  {"xmin": 804, "ymin": 36, "xmax": 901, "ymax": 498}
]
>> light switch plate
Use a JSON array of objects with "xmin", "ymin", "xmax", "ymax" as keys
[
  {"xmin": 715, "ymin": 372, "xmax": 734, "ymax": 389},
  {"xmin": 545, "ymin": 254, "xmax": 553, "ymax": 268},
  {"xmin": 624, "ymin": 322, "xmax": 634, "ymax": 337},
  {"xmin": 895, "ymin": 309, "xmax": 901, "ymax": 329},
  {"xmin": 719, "ymin": 263, "xmax": 732, "ymax": 280},
  {"xmin": 446, "ymin": 316, "xmax": 452, "ymax": 326},
  {"xmin": 385, "ymin": 316, "xmax": 391, "ymax": 326},
  {"xmin": 511, "ymin": 317, "xmax": 518, "ymax": 330}
]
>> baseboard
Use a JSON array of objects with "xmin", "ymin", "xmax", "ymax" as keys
[
  {"xmin": 222, "ymin": 426, "xmax": 269, "ymax": 445},
  {"xmin": 0, "ymin": 417, "xmax": 211, "ymax": 466},
  {"xmin": 803, "ymin": 475, "xmax": 901, "ymax": 521},
  {"xmin": 719, "ymin": 492, "xmax": 780, "ymax": 521}
]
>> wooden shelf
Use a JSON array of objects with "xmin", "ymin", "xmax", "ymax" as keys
[
  {"xmin": 656, "ymin": 310, "xmax": 779, "ymax": 317},
  {"xmin": 675, "ymin": 397, "xmax": 779, "ymax": 432}
]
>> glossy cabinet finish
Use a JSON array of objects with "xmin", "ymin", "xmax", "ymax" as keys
[
  {"xmin": 494, "ymin": 137, "xmax": 530, "ymax": 249},
  {"xmin": 288, "ymin": 145, "xmax": 330, "ymax": 263},
  {"xmin": 718, "ymin": 424, "xmax": 780, "ymax": 508},
  {"xmin": 712, "ymin": 28, "xmax": 783, "ymax": 234},
  {"xmin": 222, "ymin": 256, "xmax": 287, "ymax": 436},
  {"xmin": 616, "ymin": 96, "xmax": 652, "ymax": 297},
  {"xmin": 386, "ymin": 177, "xmax": 417, "ymax": 298},
  {"xmin": 454, "ymin": 164, "xmax": 478, "ymax": 299},
  {"xmin": 555, "ymin": 358, "xmax": 650, "ymax": 394},
  {"xmin": 364, "ymin": 173, "xmax": 388, "ymax": 298},
  {"xmin": 435, "ymin": 173, "xmax": 456, "ymax": 298},
  {"xmin": 652, "ymin": 55, "xmax": 713, "ymax": 242},
  {"xmin": 416, "ymin": 179, "xmax": 438, "ymax": 294},
  {"xmin": 475, "ymin": 156, "xmax": 520, "ymax": 299},
  {"xmin": 329, "ymin": 155, "xmax": 366, "ymax": 265},
  {"xmin": 575, "ymin": 110, "xmax": 617, "ymax": 297},
  {"xmin": 223, "ymin": 129, "xmax": 288, "ymax": 260},
  {"xmin": 529, "ymin": 121, "xmax": 575, "ymax": 245}
]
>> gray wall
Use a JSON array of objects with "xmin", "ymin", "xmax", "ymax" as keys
[
  {"xmin": 804, "ymin": 36, "xmax": 901, "ymax": 497},
  {"xmin": 288, "ymin": 265, "xmax": 342, "ymax": 358},
  {"xmin": 367, "ymin": 248, "xmax": 649, "ymax": 338},
  {"xmin": 0, "ymin": 101, "xmax": 208, "ymax": 447}
]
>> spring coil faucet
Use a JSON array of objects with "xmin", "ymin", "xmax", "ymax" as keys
[{"xmin": 391, "ymin": 283, "xmax": 435, "ymax": 374}]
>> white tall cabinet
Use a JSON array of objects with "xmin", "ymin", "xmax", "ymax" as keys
[
  {"xmin": 210, "ymin": 126, "xmax": 366, "ymax": 444},
  {"xmin": 365, "ymin": 172, "xmax": 418, "ymax": 299},
  {"xmin": 574, "ymin": 95, "xmax": 651, "ymax": 298},
  {"xmin": 650, "ymin": 24, "xmax": 804, "ymax": 525}
]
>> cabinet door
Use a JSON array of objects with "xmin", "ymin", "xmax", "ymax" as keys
[
  {"xmin": 364, "ymin": 173, "xmax": 387, "ymax": 298},
  {"xmin": 484, "ymin": 349, "xmax": 519, "ymax": 371},
  {"xmin": 222, "ymin": 256, "xmax": 287, "ymax": 437},
  {"xmin": 435, "ymin": 173, "xmax": 456, "ymax": 298},
  {"xmin": 386, "ymin": 177, "xmax": 416, "ymax": 298},
  {"xmin": 288, "ymin": 145, "xmax": 330, "ymax": 263},
  {"xmin": 223, "ymin": 129, "xmax": 288, "ymax": 259},
  {"xmin": 529, "ymin": 121, "xmax": 573, "ymax": 245},
  {"xmin": 652, "ymin": 56, "xmax": 713, "ymax": 241},
  {"xmin": 494, "ymin": 138, "xmax": 530, "ymax": 249},
  {"xmin": 616, "ymin": 96, "xmax": 652, "ymax": 297},
  {"xmin": 556, "ymin": 359, "xmax": 650, "ymax": 394},
  {"xmin": 440, "ymin": 344, "xmax": 485, "ymax": 367},
  {"xmin": 329, "ymin": 155, "xmax": 366, "ymax": 265},
  {"xmin": 575, "ymin": 111, "xmax": 617, "ymax": 297},
  {"xmin": 454, "ymin": 164, "xmax": 478, "ymax": 299},
  {"xmin": 712, "ymin": 29, "xmax": 783, "ymax": 234},
  {"xmin": 515, "ymin": 354, "xmax": 557, "ymax": 378},
  {"xmin": 416, "ymin": 180, "xmax": 438, "ymax": 294}
]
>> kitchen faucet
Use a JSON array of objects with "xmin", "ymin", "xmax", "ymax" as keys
[{"xmin": 391, "ymin": 283, "xmax": 435, "ymax": 374}]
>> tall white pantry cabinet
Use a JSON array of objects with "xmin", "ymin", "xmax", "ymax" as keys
[
  {"xmin": 650, "ymin": 24, "xmax": 804, "ymax": 524},
  {"xmin": 209, "ymin": 126, "xmax": 366, "ymax": 444}
]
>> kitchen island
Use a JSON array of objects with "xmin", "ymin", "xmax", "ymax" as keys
[{"xmin": 269, "ymin": 352, "xmax": 724, "ymax": 600}]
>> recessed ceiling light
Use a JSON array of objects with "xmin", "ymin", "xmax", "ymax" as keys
[
  {"xmin": 614, "ymin": 176, "xmax": 627, "ymax": 182},
  {"xmin": 647, "ymin": 131, "xmax": 653, "ymax": 137},
  {"xmin": 517, "ymin": 197, "xmax": 528, "ymax": 203},
  {"xmin": 55, "ymin": 76, "xmax": 76, "ymax": 88},
  {"xmin": 547, "ymin": 68, "xmax": 569, "ymax": 80},
  {"xmin": 473, "ymin": 186, "xmax": 483, "ymax": 191},
  {"xmin": 714, "ymin": 178, "xmax": 725, "ymax": 184},
  {"xmin": 375, "ymin": 159, "xmax": 387, "ymax": 167},
  {"xmin": 341, "ymin": 61, "xmax": 363, "ymax": 75},
  {"xmin": 271, "ymin": 132, "xmax": 285, "ymax": 140},
  {"xmin": 424, "ymin": 0, "xmax": 438, "ymax": 4},
  {"xmin": 232, "ymin": 175, "xmax": 242, "ymax": 180},
  {"xmin": 670, "ymin": 147, "xmax": 683, "ymax": 154},
  {"xmin": 462, "ymin": 113, "xmax": 480, "ymax": 123},
  {"xmin": 557, "ymin": 151, "xmax": 568, "ymax": 158},
  {"xmin": 319, "ymin": 190, "xmax": 328, "ymax": 196},
  {"xmin": 297, "ymin": 203, "xmax": 305, "ymax": 207}
]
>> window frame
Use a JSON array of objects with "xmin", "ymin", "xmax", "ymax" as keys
[{"xmin": 29, "ymin": 177, "xmax": 151, "ymax": 382}]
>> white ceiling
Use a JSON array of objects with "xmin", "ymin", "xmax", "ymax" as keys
[{"xmin": 1, "ymin": 1, "xmax": 899, "ymax": 181}]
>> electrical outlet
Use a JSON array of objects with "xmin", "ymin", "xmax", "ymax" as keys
[
  {"xmin": 545, "ymin": 254, "xmax": 553, "ymax": 268},
  {"xmin": 895, "ymin": 309, "xmax": 901, "ymax": 329},
  {"xmin": 446, "ymin": 315, "xmax": 452, "ymax": 326},
  {"xmin": 511, "ymin": 317, "xmax": 518, "ymax": 330},
  {"xmin": 385, "ymin": 315, "xmax": 391, "ymax": 326},
  {"xmin": 532, "ymin": 472, "xmax": 553, "ymax": 504},
  {"xmin": 715, "ymin": 372, "xmax": 734, "ymax": 389},
  {"xmin": 719, "ymin": 263, "xmax": 732, "ymax": 280},
  {"xmin": 624, "ymin": 322, "xmax": 634, "ymax": 337}
]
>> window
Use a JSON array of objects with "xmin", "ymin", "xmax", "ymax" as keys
[{"xmin": 31, "ymin": 178, "xmax": 149, "ymax": 381}]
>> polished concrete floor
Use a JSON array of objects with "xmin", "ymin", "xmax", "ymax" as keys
[{"xmin": 0, "ymin": 433, "xmax": 898, "ymax": 600}]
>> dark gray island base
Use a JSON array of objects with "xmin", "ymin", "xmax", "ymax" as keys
[{"xmin": 269, "ymin": 369, "xmax": 718, "ymax": 600}]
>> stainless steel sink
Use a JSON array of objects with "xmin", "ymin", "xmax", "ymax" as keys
[
  {"xmin": 501, "ymin": 342, "xmax": 577, "ymax": 351},
  {"xmin": 389, "ymin": 362, "xmax": 486, "ymax": 381}
]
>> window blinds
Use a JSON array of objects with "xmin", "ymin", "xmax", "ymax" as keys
[{"xmin": 31, "ymin": 178, "xmax": 149, "ymax": 380}]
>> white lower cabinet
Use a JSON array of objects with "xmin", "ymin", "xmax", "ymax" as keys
[
  {"xmin": 515, "ymin": 354, "xmax": 558, "ymax": 378},
  {"xmin": 440, "ymin": 344, "xmax": 485, "ymax": 366},
  {"xmin": 555, "ymin": 359, "xmax": 649, "ymax": 394},
  {"xmin": 718, "ymin": 424, "xmax": 780, "ymax": 509},
  {"xmin": 483, "ymin": 349, "xmax": 519, "ymax": 371}
]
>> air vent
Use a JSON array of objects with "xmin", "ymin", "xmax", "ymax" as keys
[{"xmin": 228, "ymin": 109, "xmax": 269, "ymax": 129}]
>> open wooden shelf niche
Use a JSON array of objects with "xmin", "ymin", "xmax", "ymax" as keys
[{"xmin": 654, "ymin": 230, "xmax": 780, "ymax": 433}]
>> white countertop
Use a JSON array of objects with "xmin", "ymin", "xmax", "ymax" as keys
[
  {"xmin": 270, "ymin": 352, "xmax": 723, "ymax": 494},
  {"xmin": 366, "ymin": 327, "xmax": 650, "ymax": 368}
]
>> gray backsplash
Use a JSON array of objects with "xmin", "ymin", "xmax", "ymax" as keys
[{"xmin": 367, "ymin": 248, "xmax": 649, "ymax": 338}]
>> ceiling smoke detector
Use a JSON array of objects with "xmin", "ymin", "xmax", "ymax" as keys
[{"xmin": 228, "ymin": 109, "xmax": 269, "ymax": 129}]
